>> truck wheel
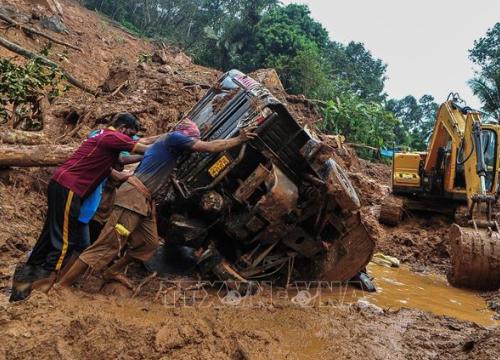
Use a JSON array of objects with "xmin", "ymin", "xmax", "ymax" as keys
[{"xmin": 324, "ymin": 159, "xmax": 360, "ymax": 211}]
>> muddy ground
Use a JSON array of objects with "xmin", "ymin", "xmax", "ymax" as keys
[
  {"xmin": 2, "ymin": 167, "xmax": 499, "ymax": 360},
  {"xmin": 0, "ymin": 1, "xmax": 499, "ymax": 359}
]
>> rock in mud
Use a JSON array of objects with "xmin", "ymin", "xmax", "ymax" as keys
[
  {"xmin": 172, "ymin": 52, "xmax": 192, "ymax": 67},
  {"xmin": 355, "ymin": 299, "xmax": 384, "ymax": 315},
  {"xmin": 250, "ymin": 68, "xmax": 285, "ymax": 93},
  {"xmin": 41, "ymin": 15, "xmax": 68, "ymax": 33},
  {"xmin": 152, "ymin": 50, "xmax": 169, "ymax": 65},
  {"xmin": 101, "ymin": 66, "xmax": 133, "ymax": 93}
]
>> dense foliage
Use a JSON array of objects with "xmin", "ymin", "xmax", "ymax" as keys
[
  {"xmin": 468, "ymin": 23, "xmax": 500, "ymax": 119},
  {"xmin": 321, "ymin": 93, "xmax": 398, "ymax": 149},
  {"xmin": 83, "ymin": 0, "xmax": 441, "ymax": 153},
  {"xmin": 386, "ymin": 95, "xmax": 438, "ymax": 150},
  {"xmin": 0, "ymin": 51, "xmax": 66, "ymax": 129}
]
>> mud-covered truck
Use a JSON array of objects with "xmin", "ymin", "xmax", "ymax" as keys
[{"xmin": 149, "ymin": 70, "xmax": 375, "ymax": 285}]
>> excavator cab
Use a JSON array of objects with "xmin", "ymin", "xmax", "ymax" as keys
[
  {"xmin": 393, "ymin": 98, "xmax": 500, "ymax": 201},
  {"xmin": 478, "ymin": 127, "xmax": 497, "ymax": 192}
]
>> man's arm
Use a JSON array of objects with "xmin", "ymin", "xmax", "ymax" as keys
[
  {"xmin": 138, "ymin": 135, "xmax": 162, "ymax": 145},
  {"xmin": 131, "ymin": 134, "xmax": 164, "ymax": 154},
  {"xmin": 110, "ymin": 168, "xmax": 133, "ymax": 182},
  {"xmin": 131, "ymin": 142, "xmax": 149, "ymax": 154},
  {"xmin": 119, "ymin": 154, "xmax": 144, "ymax": 165},
  {"xmin": 191, "ymin": 128, "xmax": 257, "ymax": 153}
]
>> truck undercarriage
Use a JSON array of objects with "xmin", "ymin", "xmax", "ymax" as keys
[{"xmin": 149, "ymin": 70, "xmax": 375, "ymax": 286}]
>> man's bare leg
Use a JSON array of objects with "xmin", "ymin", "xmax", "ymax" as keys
[
  {"xmin": 57, "ymin": 258, "xmax": 89, "ymax": 288},
  {"xmin": 31, "ymin": 271, "xmax": 57, "ymax": 293},
  {"xmin": 58, "ymin": 253, "xmax": 78, "ymax": 279},
  {"xmin": 102, "ymin": 254, "xmax": 135, "ymax": 289}
]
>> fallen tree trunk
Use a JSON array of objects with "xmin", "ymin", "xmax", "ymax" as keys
[
  {"xmin": 0, "ymin": 35, "xmax": 94, "ymax": 94},
  {"xmin": 0, "ymin": 145, "xmax": 74, "ymax": 167},
  {"xmin": 0, "ymin": 129, "xmax": 48, "ymax": 145}
]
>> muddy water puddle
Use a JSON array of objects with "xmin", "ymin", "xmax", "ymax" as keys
[
  {"xmin": 159, "ymin": 263, "xmax": 497, "ymax": 327},
  {"xmin": 209, "ymin": 264, "xmax": 498, "ymax": 359},
  {"xmin": 284, "ymin": 263, "xmax": 496, "ymax": 327},
  {"xmin": 270, "ymin": 263, "xmax": 498, "ymax": 327},
  {"xmin": 364, "ymin": 263, "xmax": 498, "ymax": 327}
]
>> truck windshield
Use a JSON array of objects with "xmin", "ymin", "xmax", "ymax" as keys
[{"xmin": 481, "ymin": 130, "xmax": 496, "ymax": 192}]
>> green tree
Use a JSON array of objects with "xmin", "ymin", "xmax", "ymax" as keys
[
  {"xmin": 386, "ymin": 94, "xmax": 438, "ymax": 150},
  {"xmin": 469, "ymin": 23, "xmax": 500, "ymax": 118},
  {"xmin": 320, "ymin": 91, "xmax": 398, "ymax": 151},
  {"xmin": 238, "ymin": 4, "xmax": 329, "ymax": 94},
  {"xmin": 325, "ymin": 41, "xmax": 387, "ymax": 102},
  {"xmin": 194, "ymin": 0, "xmax": 279, "ymax": 70},
  {"xmin": 0, "ymin": 56, "xmax": 66, "ymax": 129}
]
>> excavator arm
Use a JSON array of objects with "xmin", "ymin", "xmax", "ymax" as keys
[
  {"xmin": 391, "ymin": 93, "xmax": 500, "ymax": 290},
  {"xmin": 462, "ymin": 112, "xmax": 497, "ymax": 223},
  {"xmin": 423, "ymin": 100, "xmax": 465, "ymax": 174},
  {"xmin": 447, "ymin": 103, "xmax": 500, "ymax": 291},
  {"xmin": 423, "ymin": 95, "xmax": 496, "ymax": 213}
]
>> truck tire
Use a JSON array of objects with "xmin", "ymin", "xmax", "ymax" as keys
[{"xmin": 324, "ymin": 159, "xmax": 360, "ymax": 211}]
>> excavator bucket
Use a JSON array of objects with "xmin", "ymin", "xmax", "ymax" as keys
[{"xmin": 448, "ymin": 224, "xmax": 500, "ymax": 290}]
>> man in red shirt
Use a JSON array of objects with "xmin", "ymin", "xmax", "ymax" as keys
[
  {"xmin": 57, "ymin": 119, "xmax": 256, "ymax": 290},
  {"xmin": 10, "ymin": 113, "xmax": 150, "ymax": 301}
]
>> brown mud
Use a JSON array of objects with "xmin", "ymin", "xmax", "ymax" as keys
[
  {"xmin": 0, "ymin": 1, "xmax": 499, "ymax": 359},
  {"xmin": 2, "ymin": 287, "xmax": 498, "ymax": 360}
]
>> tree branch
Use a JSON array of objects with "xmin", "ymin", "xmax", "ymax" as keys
[
  {"xmin": 0, "ymin": 129, "xmax": 48, "ymax": 145},
  {"xmin": 0, "ymin": 35, "xmax": 95, "ymax": 94},
  {"xmin": 0, "ymin": 13, "xmax": 82, "ymax": 51}
]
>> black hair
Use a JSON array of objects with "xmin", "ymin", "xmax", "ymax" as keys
[{"xmin": 112, "ymin": 112, "xmax": 140, "ymax": 131}]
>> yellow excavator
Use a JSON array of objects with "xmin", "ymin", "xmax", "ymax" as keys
[{"xmin": 384, "ymin": 93, "xmax": 500, "ymax": 290}]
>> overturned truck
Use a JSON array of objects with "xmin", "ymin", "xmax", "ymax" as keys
[{"xmin": 150, "ymin": 70, "xmax": 375, "ymax": 284}]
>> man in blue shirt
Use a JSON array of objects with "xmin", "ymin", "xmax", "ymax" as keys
[{"xmin": 58, "ymin": 119, "xmax": 256, "ymax": 288}]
